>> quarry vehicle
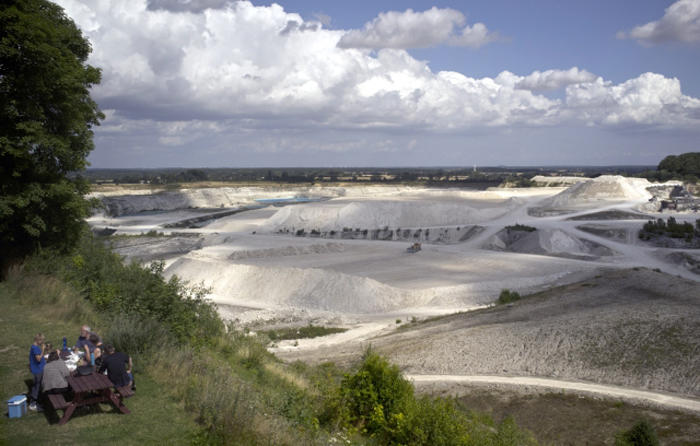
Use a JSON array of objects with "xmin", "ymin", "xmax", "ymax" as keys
[{"xmin": 406, "ymin": 242, "xmax": 422, "ymax": 253}]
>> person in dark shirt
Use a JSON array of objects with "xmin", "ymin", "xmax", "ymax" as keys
[{"xmin": 98, "ymin": 344, "xmax": 133, "ymax": 389}]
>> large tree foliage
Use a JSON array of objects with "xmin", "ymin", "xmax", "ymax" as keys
[
  {"xmin": 0, "ymin": 0, "xmax": 103, "ymax": 267},
  {"xmin": 657, "ymin": 152, "xmax": 700, "ymax": 178}
]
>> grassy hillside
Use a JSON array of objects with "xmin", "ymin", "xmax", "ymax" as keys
[
  {"xmin": 0, "ymin": 273, "xmax": 201, "ymax": 445},
  {"xmin": 1, "ymin": 234, "xmax": 537, "ymax": 445}
]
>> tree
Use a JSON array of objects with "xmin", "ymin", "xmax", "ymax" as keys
[
  {"xmin": 0, "ymin": 0, "xmax": 103, "ymax": 272},
  {"xmin": 658, "ymin": 152, "xmax": 700, "ymax": 178}
]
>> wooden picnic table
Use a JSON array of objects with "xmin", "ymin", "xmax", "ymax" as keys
[{"xmin": 51, "ymin": 372, "xmax": 130, "ymax": 425}]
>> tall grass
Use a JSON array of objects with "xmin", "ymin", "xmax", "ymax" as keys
[
  {"xmin": 101, "ymin": 313, "xmax": 174, "ymax": 359},
  {"xmin": 4, "ymin": 266, "xmax": 97, "ymax": 324},
  {"xmin": 146, "ymin": 335, "xmax": 324, "ymax": 445}
]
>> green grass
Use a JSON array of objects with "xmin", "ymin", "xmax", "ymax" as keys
[
  {"xmin": 454, "ymin": 388, "xmax": 700, "ymax": 446},
  {"xmin": 0, "ymin": 274, "xmax": 201, "ymax": 445},
  {"xmin": 259, "ymin": 325, "xmax": 348, "ymax": 342}
]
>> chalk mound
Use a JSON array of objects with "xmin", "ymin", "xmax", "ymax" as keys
[
  {"xmin": 97, "ymin": 187, "xmax": 335, "ymax": 216},
  {"xmin": 484, "ymin": 226, "xmax": 616, "ymax": 259},
  {"xmin": 228, "ymin": 243, "xmax": 346, "ymax": 260},
  {"xmin": 164, "ymin": 254, "xmax": 507, "ymax": 314},
  {"xmin": 531, "ymin": 176, "xmax": 652, "ymax": 215},
  {"xmin": 262, "ymin": 199, "xmax": 516, "ymax": 233},
  {"xmin": 166, "ymin": 256, "xmax": 424, "ymax": 313}
]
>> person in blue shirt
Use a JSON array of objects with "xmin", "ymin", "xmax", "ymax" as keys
[{"xmin": 28, "ymin": 333, "xmax": 46, "ymax": 411}]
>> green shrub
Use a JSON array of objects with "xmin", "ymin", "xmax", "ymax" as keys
[
  {"xmin": 497, "ymin": 289, "xmax": 521, "ymax": 305},
  {"xmin": 27, "ymin": 232, "xmax": 223, "ymax": 346},
  {"xmin": 639, "ymin": 217, "xmax": 698, "ymax": 242},
  {"xmin": 392, "ymin": 396, "xmax": 470, "ymax": 445},
  {"xmin": 337, "ymin": 350, "xmax": 414, "ymax": 436},
  {"xmin": 615, "ymin": 420, "xmax": 659, "ymax": 446},
  {"xmin": 329, "ymin": 350, "xmax": 536, "ymax": 445}
]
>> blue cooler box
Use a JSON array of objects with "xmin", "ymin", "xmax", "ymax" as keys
[{"xmin": 7, "ymin": 395, "xmax": 27, "ymax": 418}]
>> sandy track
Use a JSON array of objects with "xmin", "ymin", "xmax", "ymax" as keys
[{"xmin": 407, "ymin": 375, "xmax": 700, "ymax": 412}]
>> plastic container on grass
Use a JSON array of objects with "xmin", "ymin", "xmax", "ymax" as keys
[{"xmin": 7, "ymin": 395, "xmax": 27, "ymax": 418}]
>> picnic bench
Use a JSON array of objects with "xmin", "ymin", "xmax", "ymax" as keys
[
  {"xmin": 116, "ymin": 385, "xmax": 134, "ymax": 399},
  {"xmin": 50, "ymin": 372, "xmax": 130, "ymax": 425},
  {"xmin": 47, "ymin": 393, "xmax": 69, "ymax": 410}
]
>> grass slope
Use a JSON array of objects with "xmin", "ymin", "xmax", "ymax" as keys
[{"xmin": 0, "ymin": 275, "xmax": 200, "ymax": 445}]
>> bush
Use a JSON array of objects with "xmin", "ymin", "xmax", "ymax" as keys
[
  {"xmin": 615, "ymin": 420, "xmax": 659, "ymax": 446},
  {"xmin": 506, "ymin": 224, "xmax": 537, "ymax": 232},
  {"xmin": 497, "ymin": 289, "xmax": 521, "ymax": 305},
  {"xmin": 639, "ymin": 217, "xmax": 698, "ymax": 242},
  {"xmin": 331, "ymin": 350, "xmax": 536, "ymax": 445},
  {"xmin": 336, "ymin": 350, "xmax": 415, "ymax": 436},
  {"xmin": 27, "ymin": 232, "xmax": 223, "ymax": 346}
]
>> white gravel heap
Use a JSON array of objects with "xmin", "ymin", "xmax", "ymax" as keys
[
  {"xmin": 262, "ymin": 199, "xmax": 518, "ymax": 233},
  {"xmin": 537, "ymin": 175, "xmax": 652, "ymax": 209},
  {"xmin": 530, "ymin": 175, "xmax": 588, "ymax": 186}
]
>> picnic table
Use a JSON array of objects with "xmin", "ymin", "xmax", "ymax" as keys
[{"xmin": 48, "ymin": 372, "xmax": 130, "ymax": 425}]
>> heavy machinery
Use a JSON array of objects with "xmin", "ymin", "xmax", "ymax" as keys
[{"xmin": 406, "ymin": 242, "xmax": 422, "ymax": 253}]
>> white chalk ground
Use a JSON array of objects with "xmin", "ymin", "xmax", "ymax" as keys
[{"xmin": 89, "ymin": 177, "xmax": 699, "ymax": 356}]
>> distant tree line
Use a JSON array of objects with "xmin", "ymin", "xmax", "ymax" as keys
[{"xmin": 82, "ymin": 165, "xmax": 655, "ymax": 188}]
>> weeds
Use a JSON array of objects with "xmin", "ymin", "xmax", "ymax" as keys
[
  {"xmin": 506, "ymin": 224, "xmax": 537, "ymax": 232},
  {"xmin": 497, "ymin": 289, "xmax": 521, "ymax": 305},
  {"xmin": 259, "ymin": 325, "xmax": 348, "ymax": 342},
  {"xmin": 4, "ymin": 266, "xmax": 97, "ymax": 324}
]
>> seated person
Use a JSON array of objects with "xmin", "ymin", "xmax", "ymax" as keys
[
  {"xmin": 42, "ymin": 351, "xmax": 70, "ymax": 394},
  {"xmin": 89, "ymin": 334, "xmax": 103, "ymax": 367},
  {"xmin": 74, "ymin": 325, "xmax": 100, "ymax": 360},
  {"xmin": 98, "ymin": 345, "xmax": 133, "ymax": 389}
]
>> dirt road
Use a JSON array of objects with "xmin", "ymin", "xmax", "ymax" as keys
[{"xmin": 407, "ymin": 374, "xmax": 700, "ymax": 412}]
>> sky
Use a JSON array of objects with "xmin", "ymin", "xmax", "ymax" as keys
[{"xmin": 55, "ymin": 0, "xmax": 700, "ymax": 168}]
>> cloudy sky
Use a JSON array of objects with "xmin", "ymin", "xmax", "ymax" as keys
[{"xmin": 56, "ymin": 0, "xmax": 700, "ymax": 167}]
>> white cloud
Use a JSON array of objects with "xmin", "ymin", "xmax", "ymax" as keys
[
  {"xmin": 56, "ymin": 0, "xmax": 700, "ymax": 137},
  {"xmin": 146, "ymin": 0, "xmax": 233, "ymax": 13},
  {"xmin": 337, "ymin": 7, "xmax": 498, "ymax": 49},
  {"xmin": 565, "ymin": 73, "xmax": 700, "ymax": 126},
  {"xmin": 512, "ymin": 67, "xmax": 598, "ymax": 91},
  {"xmin": 617, "ymin": 0, "xmax": 700, "ymax": 44}
]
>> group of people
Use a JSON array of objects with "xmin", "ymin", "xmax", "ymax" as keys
[{"xmin": 28, "ymin": 325, "xmax": 133, "ymax": 412}]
